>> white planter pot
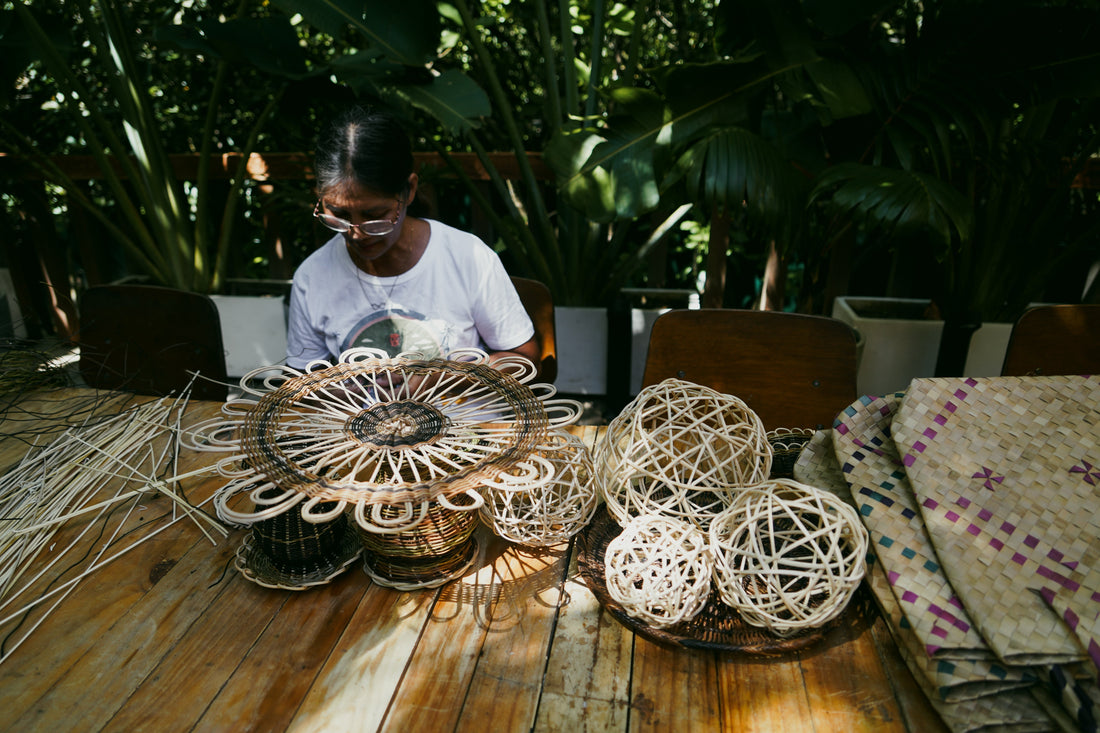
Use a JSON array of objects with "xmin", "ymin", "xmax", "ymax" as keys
[
  {"xmin": 210, "ymin": 294, "xmax": 288, "ymax": 379},
  {"xmin": 554, "ymin": 306, "xmax": 608, "ymax": 394},
  {"xmin": 553, "ymin": 305, "xmax": 670, "ymax": 396},
  {"xmin": 832, "ymin": 296, "xmax": 1013, "ymax": 397}
]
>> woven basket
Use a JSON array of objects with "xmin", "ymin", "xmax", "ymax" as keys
[
  {"xmin": 353, "ymin": 493, "xmax": 480, "ymax": 560},
  {"xmin": 362, "ymin": 534, "xmax": 481, "ymax": 591},
  {"xmin": 235, "ymin": 488, "xmax": 361, "ymax": 590},
  {"xmin": 578, "ymin": 506, "xmax": 862, "ymax": 654},
  {"xmin": 767, "ymin": 428, "xmax": 814, "ymax": 479}
]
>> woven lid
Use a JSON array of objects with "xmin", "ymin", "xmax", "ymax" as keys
[{"xmin": 893, "ymin": 376, "xmax": 1100, "ymax": 666}]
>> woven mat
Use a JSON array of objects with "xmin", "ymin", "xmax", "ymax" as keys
[
  {"xmin": 893, "ymin": 376, "xmax": 1100, "ymax": 666},
  {"xmin": 795, "ymin": 429, "xmax": 1038, "ymax": 703},
  {"xmin": 832, "ymin": 393, "xmax": 993, "ymax": 661}
]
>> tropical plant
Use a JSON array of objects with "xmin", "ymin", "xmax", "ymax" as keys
[
  {"xmin": 1, "ymin": 0, "xmax": 313, "ymax": 293},
  {"xmin": 267, "ymin": 0, "xmax": 720, "ymax": 306},
  {"xmin": 555, "ymin": 0, "xmax": 1100, "ymax": 369}
]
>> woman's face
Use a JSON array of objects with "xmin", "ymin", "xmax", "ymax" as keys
[{"xmin": 320, "ymin": 176, "xmax": 416, "ymax": 271}]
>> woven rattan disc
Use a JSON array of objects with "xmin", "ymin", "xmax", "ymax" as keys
[
  {"xmin": 189, "ymin": 348, "xmax": 581, "ymax": 532},
  {"xmin": 603, "ymin": 514, "xmax": 713, "ymax": 629},
  {"xmin": 479, "ymin": 429, "xmax": 598, "ymax": 547},
  {"xmin": 594, "ymin": 378, "xmax": 772, "ymax": 530},
  {"xmin": 709, "ymin": 479, "xmax": 868, "ymax": 638}
]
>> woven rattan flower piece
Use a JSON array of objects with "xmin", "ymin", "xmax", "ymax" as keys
[
  {"xmin": 594, "ymin": 378, "xmax": 772, "ymax": 530},
  {"xmin": 185, "ymin": 348, "xmax": 581, "ymax": 534},
  {"xmin": 603, "ymin": 514, "xmax": 713, "ymax": 629},
  {"xmin": 709, "ymin": 479, "xmax": 868, "ymax": 637},
  {"xmin": 479, "ymin": 429, "xmax": 598, "ymax": 547},
  {"xmin": 892, "ymin": 375, "xmax": 1100, "ymax": 667}
]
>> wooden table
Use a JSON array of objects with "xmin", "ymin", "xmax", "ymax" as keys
[{"xmin": 0, "ymin": 388, "xmax": 947, "ymax": 733}]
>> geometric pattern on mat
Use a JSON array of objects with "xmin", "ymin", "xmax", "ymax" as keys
[
  {"xmin": 833, "ymin": 393, "xmax": 995, "ymax": 660},
  {"xmin": 796, "ymin": 429, "xmax": 1037, "ymax": 703},
  {"xmin": 892, "ymin": 376, "xmax": 1100, "ymax": 667}
]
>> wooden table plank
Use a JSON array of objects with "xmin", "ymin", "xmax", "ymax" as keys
[
  {"xmin": 796, "ymin": 607, "xmax": 913, "ymax": 732},
  {"xmin": 629, "ymin": 637, "xmax": 722, "ymax": 731},
  {"xmin": 286, "ymin": 584, "xmax": 438, "ymax": 733},
  {"xmin": 380, "ymin": 554, "xmax": 495, "ymax": 733},
  {"xmin": 534, "ymin": 543, "xmax": 633, "ymax": 733},
  {"xmin": 6, "ymin": 527, "xmax": 238, "ymax": 731},
  {"xmin": 714, "ymin": 653, "xmax": 815, "ymax": 731},
  {"xmin": 454, "ymin": 539, "xmax": 571, "ymax": 733},
  {"xmin": 193, "ymin": 570, "xmax": 374, "ymax": 732}
]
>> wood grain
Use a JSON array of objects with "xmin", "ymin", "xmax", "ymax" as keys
[{"xmin": 0, "ymin": 390, "xmax": 952, "ymax": 733}]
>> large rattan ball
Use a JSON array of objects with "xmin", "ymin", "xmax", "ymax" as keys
[
  {"xmin": 603, "ymin": 514, "xmax": 713, "ymax": 629},
  {"xmin": 709, "ymin": 479, "xmax": 868, "ymax": 637},
  {"xmin": 479, "ymin": 429, "xmax": 598, "ymax": 547},
  {"xmin": 594, "ymin": 378, "xmax": 772, "ymax": 530}
]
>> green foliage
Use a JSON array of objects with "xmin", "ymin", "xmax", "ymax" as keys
[
  {"xmin": 263, "ymin": 0, "xmax": 720, "ymax": 306},
  {"xmin": 1, "ymin": 0, "xmax": 314, "ymax": 292},
  {"xmin": 561, "ymin": 0, "xmax": 1100, "ymax": 322}
]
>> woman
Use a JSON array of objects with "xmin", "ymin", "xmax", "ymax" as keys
[{"xmin": 285, "ymin": 107, "xmax": 538, "ymax": 371}]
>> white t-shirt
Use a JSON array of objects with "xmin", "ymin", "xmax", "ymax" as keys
[{"xmin": 286, "ymin": 219, "xmax": 534, "ymax": 369}]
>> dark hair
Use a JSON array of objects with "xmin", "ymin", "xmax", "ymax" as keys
[{"xmin": 314, "ymin": 107, "xmax": 414, "ymax": 198}]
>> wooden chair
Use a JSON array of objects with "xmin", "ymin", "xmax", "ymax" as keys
[
  {"xmin": 641, "ymin": 309, "xmax": 859, "ymax": 430},
  {"xmin": 511, "ymin": 276, "xmax": 557, "ymax": 384},
  {"xmin": 78, "ymin": 284, "xmax": 229, "ymax": 401},
  {"xmin": 1000, "ymin": 304, "xmax": 1100, "ymax": 377}
]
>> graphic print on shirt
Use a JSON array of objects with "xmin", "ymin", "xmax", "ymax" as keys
[{"xmin": 343, "ymin": 308, "xmax": 446, "ymax": 359}]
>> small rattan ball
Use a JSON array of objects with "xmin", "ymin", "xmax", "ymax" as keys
[
  {"xmin": 595, "ymin": 378, "xmax": 772, "ymax": 530},
  {"xmin": 709, "ymin": 479, "xmax": 868, "ymax": 637},
  {"xmin": 479, "ymin": 429, "xmax": 599, "ymax": 547},
  {"xmin": 603, "ymin": 514, "xmax": 713, "ymax": 629}
]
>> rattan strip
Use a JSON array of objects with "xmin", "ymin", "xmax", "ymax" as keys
[
  {"xmin": 893, "ymin": 376, "xmax": 1100, "ymax": 666},
  {"xmin": 833, "ymin": 393, "xmax": 994, "ymax": 660},
  {"xmin": 594, "ymin": 378, "xmax": 772, "ymax": 530}
]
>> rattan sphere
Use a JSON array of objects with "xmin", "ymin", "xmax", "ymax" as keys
[
  {"xmin": 603, "ymin": 514, "xmax": 713, "ymax": 629},
  {"xmin": 594, "ymin": 378, "xmax": 772, "ymax": 530},
  {"xmin": 709, "ymin": 479, "xmax": 868, "ymax": 637},
  {"xmin": 479, "ymin": 429, "xmax": 599, "ymax": 547}
]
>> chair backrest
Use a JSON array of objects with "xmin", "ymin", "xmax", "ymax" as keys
[
  {"xmin": 1000, "ymin": 304, "xmax": 1100, "ymax": 377},
  {"xmin": 78, "ymin": 284, "xmax": 229, "ymax": 401},
  {"xmin": 641, "ymin": 309, "xmax": 859, "ymax": 431},
  {"xmin": 510, "ymin": 276, "xmax": 557, "ymax": 384}
]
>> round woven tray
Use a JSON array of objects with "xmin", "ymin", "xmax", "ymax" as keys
[{"xmin": 578, "ymin": 505, "xmax": 868, "ymax": 655}]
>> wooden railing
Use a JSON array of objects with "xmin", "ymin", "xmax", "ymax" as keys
[{"xmin": 0, "ymin": 152, "xmax": 554, "ymax": 340}]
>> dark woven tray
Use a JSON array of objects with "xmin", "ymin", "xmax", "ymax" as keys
[{"xmin": 578, "ymin": 504, "xmax": 861, "ymax": 655}]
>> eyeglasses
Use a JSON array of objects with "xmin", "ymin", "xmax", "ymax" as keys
[{"xmin": 313, "ymin": 199, "xmax": 402, "ymax": 237}]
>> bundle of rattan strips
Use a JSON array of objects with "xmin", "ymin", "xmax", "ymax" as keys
[{"xmin": 185, "ymin": 347, "xmax": 583, "ymax": 534}]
